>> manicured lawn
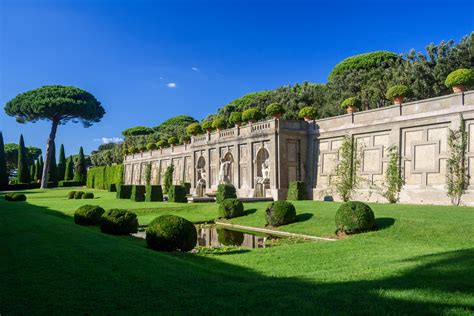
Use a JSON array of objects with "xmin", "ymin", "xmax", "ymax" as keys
[{"xmin": 1, "ymin": 187, "xmax": 473, "ymax": 314}]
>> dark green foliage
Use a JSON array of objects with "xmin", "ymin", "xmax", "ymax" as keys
[
  {"xmin": 242, "ymin": 108, "xmax": 262, "ymax": 122},
  {"xmin": 17, "ymin": 135, "xmax": 30, "ymax": 184},
  {"xmin": 131, "ymin": 185, "xmax": 146, "ymax": 202},
  {"xmin": 153, "ymin": 115, "xmax": 198, "ymax": 141},
  {"xmin": 100, "ymin": 209, "xmax": 138, "ymax": 235},
  {"xmin": 386, "ymin": 85, "xmax": 410, "ymax": 99},
  {"xmin": 145, "ymin": 185, "xmax": 163, "ymax": 202},
  {"xmin": 86, "ymin": 165, "xmax": 123, "ymax": 189},
  {"xmin": 216, "ymin": 184, "xmax": 237, "ymax": 204},
  {"xmin": 0, "ymin": 132, "xmax": 8, "ymax": 189},
  {"xmin": 335, "ymin": 201, "xmax": 376, "ymax": 234},
  {"xmin": 185, "ymin": 122, "xmax": 203, "ymax": 136},
  {"xmin": 36, "ymin": 156, "xmax": 43, "ymax": 181},
  {"xmin": 212, "ymin": 117, "xmax": 227, "ymax": 129},
  {"xmin": 163, "ymin": 165, "xmax": 174, "ymax": 194},
  {"xmin": 74, "ymin": 205, "xmax": 104, "ymax": 226},
  {"xmin": 67, "ymin": 191, "xmax": 76, "ymax": 199},
  {"xmin": 168, "ymin": 185, "xmax": 187, "ymax": 203},
  {"xmin": 201, "ymin": 120, "xmax": 213, "ymax": 132},
  {"xmin": 182, "ymin": 182, "xmax": 191, "ymax": 194},
  {"xmin": 5, "ymin": 183, "xmax": 39, "ymax": 190},
  {"xmin": 265, "ymin": 103, "xmax": 285, "ymax": 117},
  {"xmin": 218, "ymin": 198, "xmax": 244, "ymax": 219},
  {"xmin": 57, "ymin": 144, "xmax": 66, "ymax": 181},
  {"xmin": 146, "ymin": 143, "xmax": 157, "ymax": 151},
  {"xmin": 82, "ymin": 192, "xmax": 94, "ymax": 199},
  {"xmin": 128, "ymin": 146, "xmax": 139, "ymax": 154},
  {"xmin": 340, "ymin": 97, "xmax": 362, "ymax": 109},
  {"xmin": 157, "ymin": 139, "xmax": 168, "ymax": 149},
  {"xmin": 287, "ymin": 181, "xmax": 307, "ymax": 200},
  {"xmin": 145, "ymin": 215, "xmax": 197, "ymax": 252},
  {"xmin": 116, "ymin": 184, "xmax": 132, "ymax": 199},
  {"xmin": 298, "ymin": 106, "xmax": 317, "ymax": 119},
  {"xmin": 74, "ymin": 191, "xmax": 85, "ymax": 199},
  {"xmin": 29, "ymin": 164, "xmax": 35, "ymax": 183},
  {"xmin": 58, "ymin": 180, "xmax": 83, "ymax": 187},
  {"xmin": 4, "ymin": 193, "xmax": 27, "ymax": 202},
  {"xmin": 47, "ymin": 142, "xmax": 58, "ymax": 186},
  {"xmin": 4, "ymin": 143, "xmax": 42, "ymax": 176},
  {"xmin": 90, "ymin": 142, "xmax": 123, "ymax": 167},
  {"xmin": 168, "ymin": 136, "xmax": 178, "ymax": 146},
  {"xmin": 179, "ymin": 135, "xmax": 191, "ymax": 144},
  {"xmin": 108, "ymin": 183, "xmax": 117, "ymax": 192},
  {"xmin": 121, "ymin": 126, "xmax": 154, "ymax": 136},
  {"xmin": 444, "ymin": 68, "xmax": 474, "ymax": 88},
  {"xmin": 265, "ymin": 201, "xmax": 296, "ymax": 227},
  {"xmin": 217, "ymin": 229, "xmax": 244, "ymax": 246},
  {"xmin": 73, "ymin": 147, "xmax": 87, "ymax": 184},
  {"xmin": 229, "ymin": 112, "xmax": 242, "ymax": 126}
]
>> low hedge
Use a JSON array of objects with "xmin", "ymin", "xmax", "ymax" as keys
[
  {"xmin": 168, "ymin": 185, "xmax": 187, "ymax": 203},
  {"xmin": 218, "ymin": 198, "xmax": 244, "ymax": 219},
  {"xmin": 116, "ymin": 184, "xmax": 132, "ymax": 199},
  {"xmin": 4, "ymin": 193, "xmax": 27, "ymax": 202},
  {"xmin": 67, "ymin": 191, "xmax": 77, "ymax": 199},
  {"xmin": 58, "ymin": 181, "xmax": 83, "ymax": 187},
  {"xmin": 217, "ymin": 229, "xmax": 244, "ymax": 246},
  {"xmin": 100, "ymin": 209, "xmax": 138, "ymax": 235},
  {"xmin": 131, "ymin": 185, "xmax": 146, "ymax": 202},
  {"xmin": 182, "ymin": 182, "xmax": 191, "ymax": 194},
  {"xmin": 265, "ymin": 201, "xmax": 296, "ymax": 227},
  {"xmin": 74, "ymin": 191, "xmax": 85, "ymax": 199},
  {"xmin": 82, "ymin": 192, "xmax": 94, "ymax": 199},
  {"xmin": 335, "ymin": 201, "xmax": 376, "ymax": 234},
  {"xmin": 287, "ymin": 181, "xmax": 307, "ymax": 200},
  {"xmin": 3, "ymin": 183, "xmax": 40, "ymax": 191},
  {"xmin": 216, "ymin": 184, "xmax": 237, "ymax": 204},
  {"xmin": 74, "ymin": 205, "xmax": 105, "ymax": 226},
  {"xmin": 145, "ymin": 185, "xmax": 163, "ymax": 202},
  {"xmin": 108, "ymin": 184, "xmax": 117, "ymax": 192},
  {"xmin": 146, "ymin": 215, "xmax": 197, "ymax": 252}
]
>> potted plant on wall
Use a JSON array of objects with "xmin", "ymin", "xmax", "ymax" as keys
[
  {"xmin": 298, "ymin": 106, "xmax": 317, "ymax": 122},
  {"xmin": 185, "ymin": 122, "xmax": 203, "ymax": 136},
  {"xmin": 386, "ymin": 84, "xmax": 410, "ymax": 105},
  {"xmin": 146, "ymin": 143, "xmax": 157, "ymax": 151},
  {"xmin": 168, "ymin": 136, "xmax": 178, "ymax": 148},
  {"xmin": 156, "ymin": 139, "xmax": 168, "ymax": 149},
  {"xmin": 242, "ymin": 108, "xmax": 262, "ymax": 124},
  {"xmin": 266, "ymin": 103, "xmax": 285, "ymax": 119},
  {"xmin": 445, "ymin": 68, "xmax": 474, "ymax": 93},
  {"xmin": 212, "ymin": 117, "xmax": 227, "ymax": 132},
  {"xmin": 340, "ymin": 97, "xmax": 362, "ymax": 114},
  {"xmin": 229, "ymin": 112, "xmax": 243, "ymax": 127},
  {"xmin": 180, "ymin": 135, "xmax": 191, "ymax": 145},
  {"xmin": 201, "ymin": 120, "xmax": 214, "ymax": 133}
]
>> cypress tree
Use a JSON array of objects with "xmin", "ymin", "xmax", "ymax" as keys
[
  {"xmin": 30, "ymin": 164, "xmax": 35, "ymax": 182},
  {"xmin": 17, "ymin": 134, "xmax": 30, "ymax": 183},
  {"xmin": 65, "ymin": 156, "xmax": 74, "ymax": 181},
  {"xmin": 74, "ymin": 147, "xmax": 87, "ymax": 184},
  {"xmin": 48, "ymin": 142, "xmax": 58, "ymax": 185},
  {"xmin": 0, "ymin": 132, "xmax": 8, "ymax": 188},
  {"xmin": 58, "ymin": 144, "xmax": 66, "ymax": 181},
  {"xmin": 36, "ymin": 155, "xmax": 44, "ymax": 181},
  {"xmin": 34, "ymin": 159, "xmax": 40, "ymax": 181}
]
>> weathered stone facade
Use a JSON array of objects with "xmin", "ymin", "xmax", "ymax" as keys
[{"xmin": 124, "ymin": 91, "xmax": 474, "ymax": 205}]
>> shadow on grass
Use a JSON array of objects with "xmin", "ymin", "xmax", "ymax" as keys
[
  {"xmin": 376, "ymin": 217, "xmax": 396, "ymax": 230},
  {"xmin": 243, "ymin": 208, "xmax": 257, "ymax": 216},
  {"xmin": 296, "ymin": 213, "xmax": 314, "ymax": 222}
]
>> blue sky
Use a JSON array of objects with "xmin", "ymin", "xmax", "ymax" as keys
[{"xmin": 1, "ymin": 0, "xmax": 473, "ymax": 155}]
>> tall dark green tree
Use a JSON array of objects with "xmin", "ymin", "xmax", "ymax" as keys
[
  {"xmin": 17, "ymin": 134, "xmax": 30, "ymax": 183},
  {"xmin": 30, "ymin": 164, "xmax": 35, "ymax": 181},
  {"xmin": 4, "ymin": 85, "xmax": 105, "ymax": 188},
  {"xmin": 0, "ymin": 132, "xmax": 8, "ymax": 188},
  {"xmin": 64, "ymin": 156, "xmax": 74, "ymax": 181},
  {"xmin": 57, "ymin": 144, "xmax": 66, "ymax": 181},
  {"xmin": 74, "ymin": 147, "xmax": 87, "ymax": 184},
  {"xmin": 34, "ymin": 159, "xmax": 40, "ymax": 181},
  {"xmin": 37, "ymin": 155, "xmax": 44, "ymax": 181},
  {"xmin": 48, "ymin": 143, "xmax": 58, "ymax": 185}
]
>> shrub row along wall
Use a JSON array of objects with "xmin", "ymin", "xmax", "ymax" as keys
[{"xmin": 87, "ymin": 165, "xmax": 124, "ymax": 190}]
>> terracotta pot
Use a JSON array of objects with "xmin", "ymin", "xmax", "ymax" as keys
[
  {"xmin": 248, "ymin": 120, "xmax": 256, "ymax": 124},
  {"xmin": 453, "ymin": 85, "xmax": 465, "ymax": 93},
  {"xmin": 304, "ymin": 116, "xmax": 312, "ymax": 122},
  {"xmin": 393, "ymin": 96, "xmax": 404, "ymax": 105},
  {"xmin": 206, "ymin": 129, "xmax": 212, "ymax": 133},
  {"xmin": 273, "ymin": 113, "xmax": 282, "ymax": 119},
  {"xmin": 235, "ymin": 123, "xmax": 241, "ymax": 128},
  {"xmin": 346, "ymin": 106, "xmax": 357, "ymax": 114}
]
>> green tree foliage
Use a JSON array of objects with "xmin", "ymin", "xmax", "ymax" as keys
[
  {"xmin": 30, "ymin": 164, "xmax": 35, "ymax": 181},
  {"xmin": 64, "ymin": 157, "xmax": 74, "ymax": 181},
  {"xmin": 90, "ymin": 143, "xmax": 123, "ymax": 167},
  {"xmin": 57, "ymin": 144, "xmax": 66, "ymax": 181},
  {"xmin": 37, "ymin": 155, "xmax": 44, "ymax": 181},
  {"xmin": 48, "ymin": 142, "xmax": 58, "ymax": 185},
  {"xmin": 444, "ymin": 68, "xmax": 474, "ymax": 88},
  {"xmin": 86, "ymin": 165, "xmax": 123, "ymax": 189},
  {"xmin": 379, "ymin": 146, "xmax": 404, "ymax": 203},
  {"xmin": 154, "ymin": 115, "xmax": 197, "ymax": 141},
  {"xmin": 0, "ymin": 132, "xmax": 8, "ymax": 188},
  {"xmin": 121, "ymin": 126, "xmax": 154, "ymax": 137},
  {"xmin": 17, "ymin": 134, "xmax": 30, "ymax": 183},
  {"xmin": 33, "ymin": 159, "xmax": 40, "ymax": 181},
  {"xmin": 163, "ymin": 165, "xmax": 174, "ymax": 194},
  {"xmin": 4, "ymin": 143, "xmax": 41, "ymax": 175},
  {"xmin": 333, "ymin": 136, "xmax": 361, "ymax": 202},
  {"xmin": 4, "ymin": 85, "xmax": 105, "ymax": 188},
  {"xmin": 74, "ymin": 147, "xmax": 87, "ymax": 184},
  {"xmin": 447, "ymin": 116, "xmax": 469, "ymax": 205}
]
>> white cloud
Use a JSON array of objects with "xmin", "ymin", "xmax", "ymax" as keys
[
  {"xmin": 94, "ymin": 137, "xmax": 123, "ymax": 144},
  {"xmin": 191, "ymin": 67, "xmax": 200, "ymax": 72},
  {"xmin": 166, "ymin": 82, "xmax": 177, "ymax": 88}
]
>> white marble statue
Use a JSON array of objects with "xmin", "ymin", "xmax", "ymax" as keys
[
  {"xmin": 197, "ymin": 168, "xmax": 206, "ymax": 186},
  {"xmin": 218, "ymin": 157, "xmax": 232, "ymax": 184},
  {"xmin": 257, "ymin": 158, "xmax": 270, "ymax": 184}
]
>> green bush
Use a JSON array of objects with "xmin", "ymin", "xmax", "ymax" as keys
[
  {"xmin": 116, "ymin": 184, "xmax": 132, "ymax": 199},
  {"xmin": 335, "ymin": 201, "xmax": 376, "ymax": 234},
  {"xmin": 340, "ymin": 97, "xmax": 362, "ymax": 109},
  {"xmin": 182, "ymin": 182, "xmax": 191, "ymax": 194},
  {"xmin": 201, "ymin": 120, "xmax": 213, "ymax": 131},
  {"xmin": 74, "ymin": 205, "xmax": 105, "ymax": 226},
  {"xmin": 212, "ymin": 117, "xmax": 227, "ymax": 130},
  {"xmin": 242, "ymin": 108, "xmax": 262, "ymax": 122},
  {"xmin": 74, "ymin": 191, "xmax": 85, "ymax": 199},
  {"xmin": 145, "ymin": 185, "xmax": 163, "ymax": 202},
  {"xmin": 108, "ymin": 183, "xmax": 117, "ymax": 192},
  {"xmin": 157, "ymin": 139, "xmax": 168, "ymax": 148},
  {"xmin": 229, "ymin": 112, "xmax": 242, "ymax": 125},
  {"xmin": 82, "ymin": 192, "xmax": 94, "ymax": 199},
  {"xmin": 179, "ymin": 135, "xmax": 191, "ymax": 144},
  {"xmin": 128, "ymin": 146, "xmax": 138, "ymax": 154},
  {"xmin": 445, "ymin": 68, "xmax": 474, "ymax": 88},
  {"xmin": 168, "ymin": 136, "xmax": 178, "ymax": 145},
  {"xmin": 4, "ymin": 193, "xmax": 27, "ymax": 202},
  {"xmin": 386, "ymin": 84, "xmax": 409, "ymax": 99},
  {"xmin": 67, "ymin": 191, "xmax": 76, "ymax": 199},
  {"xmin": 86, "ymin": 165, "xmax": 123, "ymax": 190},
  {"xmin": 168, "ymin": 185, "xmax": 187, "ymax": 203},
  {"xmin": 298, "ymin": 106, "xmax": 317, "ymax": 120},
  {"xmin": 146, "ymin": 215, "xmax": 197, "ymax": 252},
  {"xmin": 287, "ymin": 181, "xmax": 307, "ymax": 200},
  {"xmin": 131, "ymin": 185, "xmax": 146, "ymax": 202},
  {"xmin": 185, "ymin": 122, "xmax": 203, "ymax": 135},
  {"xmin": 216, "ymin": 184, "xmax": 237, "ymax": 204},
  {"xmin": 218, "ymin": 198, "xmax": 244, "ymax": 219},
  {"xmin": 146, "ymin": 143, "xmax": 157, "ymax": 151},
  {"xmin": 266, "ymin": 103, "xmax": 285, "ymax": 117},
  {"xmin": 58, "ymin": 181, "xmax": 83, "ymax": 187},
  {"xmin": 100, "ymin": 209, "xmax": 138, "ymax": 235},
  {"xmin": 265, "ymin": 201, "xmax": 296, "ymax": 227},
  {"xmin": 217, "ymin": 229, "xmax": 244, "ymax": 246}
]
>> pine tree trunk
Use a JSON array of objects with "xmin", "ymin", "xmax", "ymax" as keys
[{"xmin": 41, "ymin": 119, "xmax": 59, "ymax": 189}]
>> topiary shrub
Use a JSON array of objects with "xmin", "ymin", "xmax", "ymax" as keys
[
  {"xmin": 116, "ymin": 184, "xmax": 132, "ymax": 199},
  {"xmin": 218, "ymin": 198, "xmax": 244, "ymax": 219},
  {"xmin": 298, "ymin": 106, "xmax": 317, "ymax": 120},
  {"xmin": 180, "ymin": 135, "xmax": 191, "ymax": 144},
  {"xmin": 335, "ymin": 201, "xmax": 376, "ymax": 234},
  {"xmin": 168, "ymin": 136, "xmax": 178, "ymax": 146},
  {"xmin": 340, "ymin": 97, "xmax": 362, "ymax": 110},
  {"xmin": 212, "ymin": 117, "xmax": 227, "ymax": 130},
  {"xmin": 108, "ymin": 183, "xmax": 117, "ymax": 192},
  {"xmin": 216, "ymin": 184, "xmax": 237, "ymax": 204},
  {"xmin": 287, "ymin": 181, "xmax": 307, "ymax": 200},
  {"xmin": 131, "ymin": 185, "xmax": 146, "ymax": 202},
  {"xmin": 74, "ymin": 191, "xmax": 85, "ymax": 199},
  {"xmin": 100, "ymin": 209, "xmax": 138, "ymax": 235},
  {"xmin": 146, "ymin": 215, "xmax": 197, "ymax": 252},
  {"xmin": 4, "ymin": 193, "xmax": 27, "ymax": 202},
  {"xmin": 168, "ymin": 185, "xmax": 187, "ymax": 203},
  {"xmin": 445, "ymin": 68, "xmax": 474, "ymax": 88},
  {"xmin": 145, "ymin": 185, "xmax": 163, "ymax": 202},
  {"xmin": 74, "ymin": 204, "xmax": 105, "ymax": 226},
  {"xmin": 217, "ymin": 229, "xmax": 244, "ymax": 246},
  {"xmin": 186, "ymin": 122, "xmax": 203, "ymax": 136},
  {"xmin": 67, "ymin": 191, "xmax": 76, "ymax": 199},
  {"xmin": 201, "ymin": 120, "xmax": 214, "ymax": 132},
  {"xmin": 386, "ymin": 84, "xmax": 410, "ymax": 100},
  {"xmin": 157, "ymin": 139, "xmax": 168, "ymax": 149},
  {"xmin": 82, "ymin": 192, "xmax": 94, "ymax": 199},
  {"xmin": 265, "ymin": 200, "xmax": 296, "ymax": 227},
  {"xmin": 229, "ymin": 112, "xmax": 242, "ymax": 126},
  {"xmin": 58, "ymin": 181, "xmax": 83, "ymax": 187},
  {"xmin": 242, "ymin": 108, "xmax": 262, "ymax": 122},
  {"xmin": 146, "ymin": 143, "xmax": 157, "ymax": 151},
  {"xmin": 266, "ymin": 103, "xmax": 285, "ymax": 117}
]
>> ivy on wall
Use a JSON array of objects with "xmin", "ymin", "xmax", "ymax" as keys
[
  {"xmin": 447, "ymin": 115, "xmax": 469, "ymax": 205},
  {"xmin": 380, "ymin": 145, "xmax": 404, "ymax": 203},
  {"xmin": 334, "ymin": 135, "xmax": 361, "ymax": 202}
]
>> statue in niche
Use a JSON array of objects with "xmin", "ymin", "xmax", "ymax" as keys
[
  {"xmin": 196, "ymin": 168, "xmax": 206, "ymax": 197},
  {"xmin": 256, "ymin": 158, "xmax": 270, "ymax": 185},
  {"xmin": 218, "ymin": 157, "xmax": 232, "ymax": 184}
]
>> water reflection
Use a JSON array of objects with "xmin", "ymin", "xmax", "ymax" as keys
[{"xmin": 197, "ymin": 226, "xmax": 269, "ymax": 248}]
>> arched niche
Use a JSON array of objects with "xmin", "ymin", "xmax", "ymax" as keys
[
  {"xmin": 223, "ymin": 151, "xmax": 234, "ymax": 184},
  {"xmin": 255, "ymin": 147, "xmax": 270, "ymax": 189},
  {"xmin": 196, "ymin": 156, "xmax": 206, "ymax": 186}
]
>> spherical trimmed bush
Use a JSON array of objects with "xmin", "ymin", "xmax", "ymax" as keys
[
  {"xmin": 335, "ymin": 201, "xmax": 376, "ymax": 234},
  {"xmin": 67, "ymin": 191, "xmax": 76, "ymax": 199},
  {"xmin": 444, "ymin": 68, "xmax": 474, "ymax": 88},
  {"xmin": 212, "ymin": 117, "xmax": 227, "ymax": 130},
  {"xmin": 242, "ymin": 108, "xmax": 262, "ymax": 122},
  {"xmin": 217, "ymin": 229, "xmax": 244, "ymax": 246},
  {"xmin": 74, "ymin": 191, "xmax": 85, "ymax": 199},
  {"xmin": 386, "ymin": 84, "xmax": 409, "ymax": 99},
  {"xmin": 74, "ymin": 204, "xmax": 105, "ymax": 226},
  {"xmin": 100, "ymin": 209, "xmax": 139, "ymax": 235},
  {"xmin": 340, "ymin": 97, "xmax": 362, "ymax": 110},
  {"xmin": 229, "ymin": 112, "xmax": 242, "ymax": 126},
  {"xmin": 218, "ymin": 198, "xmax": 244, "ymax": 219},
  {"xmin": 4, "ymin": 193, "xmax": 27, "ymax": 202},
  {"xmin": 298, "ymin": 106, "xmax": 317, "ymax": 120},
  {"xmin": 265, "ymin": 103, "xmax": 285, "ymax": 117},
  {"xmin": 82, "ymin": 192, "xmax": 94, "ymax": 199},
  {"xmin": 186, "ymin": 122, "xmax": 203, "ymax": 136},
  {"xmin": 146, "ymin": 215, "xmax": 197, "ymax": 252},
  {"xmin": 265, "ymin": 201, "xmax": 296, "ymax": 227}
]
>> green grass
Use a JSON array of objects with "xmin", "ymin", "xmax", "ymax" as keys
[{"xmin": 1, "ymin": 187, "xmax": 473, "ymax": 314}]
